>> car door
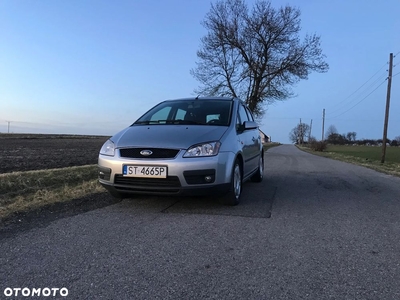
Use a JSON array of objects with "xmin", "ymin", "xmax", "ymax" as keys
[
  {"xmin": 236, "ymin": 104, "xmax": 258, "ymax": 177},
  {"xmin": 244, "ymin": 106, "xmax": 261, "ymax": 170}
]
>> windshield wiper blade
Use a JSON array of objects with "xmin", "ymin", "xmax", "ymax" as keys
[
  {"xmin": 134, "ymin": 120, "xmax": 205, "ymax": 125},
  {"xmin": 134, "ymin": 120, "xmax": 169, "ymax": 125},
  {"xmin": 172, "ymin": 120, "xmax": 204, "ymax": 125},
  {"xmin": 161, "ymin": 120, "xmax": 205, "ymax": 125}
]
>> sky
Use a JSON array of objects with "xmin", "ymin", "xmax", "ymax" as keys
[{"xmin": 1, "ymin": 0, "xmax": 399, "ymax": 144}]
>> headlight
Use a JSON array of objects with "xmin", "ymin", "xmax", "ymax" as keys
[
  {"xmin": 100, "ymin": 140, "xmax": 115, "ymax": 156},
  {"xmin": 183, "ymin": 141, "xmax": 221, "ymax": 157}
]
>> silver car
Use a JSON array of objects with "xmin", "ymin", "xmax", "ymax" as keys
[{"xmin": 98, "ymin": 97, "xmax": 264, "ymax": 205}]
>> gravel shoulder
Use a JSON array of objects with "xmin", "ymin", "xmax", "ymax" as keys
[{"xmin": 0, "ymin": 192, "xmax": 121, "ymax": 238}]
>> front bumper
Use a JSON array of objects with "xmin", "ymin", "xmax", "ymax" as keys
[
  {"xmin": 100, "ymin": 180, "xmax": 231, "ymax": 196},
  {"xmin": 98, "ymin": 150, "xmax": 235, "ymax": 196}
]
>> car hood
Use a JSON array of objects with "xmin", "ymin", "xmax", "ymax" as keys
[{"xmin": 112, "ymin": 125, "xmax": 228, "ymax": 149}]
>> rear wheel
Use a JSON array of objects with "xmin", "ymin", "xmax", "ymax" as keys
[
  {"xmin": 251, "ymin": 152, "xmax": 264, "ymax": 182},
  {"xmin": 220, "ymin": 159, "xmax": 242, "ymax": 206}
]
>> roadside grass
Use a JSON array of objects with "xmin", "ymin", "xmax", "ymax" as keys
[
  {"xmin": 299, "ymin": 145, "xmax": 400, "ymax": 177},
  {"xmin": 0, "ymin": 165, "xmax": 104, "ymax": 221}
]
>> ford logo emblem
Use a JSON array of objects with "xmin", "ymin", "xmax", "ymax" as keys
[{"xmin": 140, "ymin": 150, "xmax": 153, "ymax": 156}]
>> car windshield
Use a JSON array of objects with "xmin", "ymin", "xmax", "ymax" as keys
[{"xmin": 134, "ymin": 100, "xmax": 233, "ymax": 126}]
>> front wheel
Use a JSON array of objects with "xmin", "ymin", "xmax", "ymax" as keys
[{"xmin": 220, "ymin": 159, "xmax": 242, "ymax": 206}]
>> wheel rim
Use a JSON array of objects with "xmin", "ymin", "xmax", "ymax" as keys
[{"xmin": 233, "ymin": 164, "xmax": 241, "ymax": 199}]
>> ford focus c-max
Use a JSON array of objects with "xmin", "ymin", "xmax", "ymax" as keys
[{"xmin": 98, "ymin": 97, "xmax": 264, "ymax": 205}]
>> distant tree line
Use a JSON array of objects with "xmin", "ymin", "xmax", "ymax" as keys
[
  {"xmin": 325, "ymin": 125, "xmax": 400, "ymax": 146},
  {"xmin": 289, "ymin": 123, "xmax": 400, "ymax": 147},
  {"xmin": 327, "ymin": 136, "xmax": 400, "ymax": 147}
]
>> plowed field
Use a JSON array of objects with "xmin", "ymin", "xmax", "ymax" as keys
[{"xmin": 0, "ymin": 134, "xmax": 109, "ymax": 173}]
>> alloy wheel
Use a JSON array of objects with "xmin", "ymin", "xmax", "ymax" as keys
[{"xmin": 233, "ymin": 163, "xmax": 242, "ymax": 199}]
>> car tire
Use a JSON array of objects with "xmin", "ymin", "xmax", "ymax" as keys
[
  {"xmin": 251, "ymin": 152, "xmax": 264, "ymax": 182},
  {"xmin": 220, "ymin": 159, "xmax": 242, "ymax": 206}
]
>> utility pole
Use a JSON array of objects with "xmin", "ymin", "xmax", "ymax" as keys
[
  {"xmin": 322, "ymin": 109, "xmax": 325, "ymax": 141},
  {"xmin": 309, "ymin": 119, "xmax": 313, "ymax": 142},
  {"xmin": 7, "ymin": 121, "xmax": 10, "ymax": 133},
  {"xmin": 299, "ymin": 118, "xmax": 303, "ymax": 145},
  {"xmin": 381, "ymin": 53, "xmax": 393, "ymax": 163}
]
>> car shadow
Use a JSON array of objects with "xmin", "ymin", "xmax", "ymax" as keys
[{"xmin": 122, "ymin": 181, "xmax": 277, "ymax": 219}]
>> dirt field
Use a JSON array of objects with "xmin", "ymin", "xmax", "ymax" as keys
[{"xmin": 0, "ymin": 134, "xmax": 109, "ymax": 173}]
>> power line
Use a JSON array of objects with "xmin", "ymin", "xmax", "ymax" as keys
[
  {"xmin": 265, "ymin": 117, "xmax": 310, "ymax": 120},
  {"xmin": 328, "ymin": 78, "xmax": 387, "ymax": 119},
  {"xmin": 327, "ymin": 72, "xmax": 388, "ymax": 115},
  {"xmin": 327, "ymin": 62, "xmax": 387, "ymax": 111}
]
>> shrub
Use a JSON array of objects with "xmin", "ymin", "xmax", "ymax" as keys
[{"xmin": 310, "ymin": 140, "xmax": 327, "ymax": 152}]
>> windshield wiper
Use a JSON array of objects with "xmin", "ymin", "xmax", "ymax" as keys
[
  {"xmin": 134, "ymin": 120, "xmax": 205, "ymax": 125},
  {"xmin": 134, "ymin": 120, "xmax": 169, "ymax": 125},
  {"xmin": 171, "ymin": 120, "xmax": 204, "ymax": 125}
]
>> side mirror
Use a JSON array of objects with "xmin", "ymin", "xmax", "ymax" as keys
[{"xmin": 243, "ymin": 121, "xmax": 258, "ymax": 130}]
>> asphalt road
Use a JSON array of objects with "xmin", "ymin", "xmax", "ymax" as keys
[{"xmin": 1, "ymin": 145, "xmax": 400, "ymax": 299}]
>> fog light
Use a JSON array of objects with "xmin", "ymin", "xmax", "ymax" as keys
[
  {"xmin": 98, "ymin": 167, "xmax": 111, "ymax": 181},
  {"xmin": 204, "ymin": 176, "xmax": 212, "ymax": 182}
]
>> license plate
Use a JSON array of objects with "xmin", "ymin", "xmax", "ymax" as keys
[{"xmin": 123, "ymin": 165, "xmax": 167, "ymax": 178}]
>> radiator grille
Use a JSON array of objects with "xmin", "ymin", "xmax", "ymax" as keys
[{"xmin": 119, "ymin": 148, "xmax": 180, "ymax": 159}]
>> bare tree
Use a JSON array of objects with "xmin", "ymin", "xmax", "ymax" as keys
[
  {"xmin": 191, "ymin": 0, "xmax": 329, "ymax": 117},
  {"xmin": 346, "ymin": 131, "xmax": 357, "ymax": 142},
  {"xmin": 289, "ymin": 123, "xmax": 310, "ymax": 144},
  {"xmin": 326, "ymin": 125, "xmax": 338, "ymax": 138},
  {"xmin": 350, "ymin": 132, "xmax": 357, "ymax": 142}
]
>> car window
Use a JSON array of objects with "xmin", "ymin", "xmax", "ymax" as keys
[
  {"xmin": 135, "ymin": 100, "xmax": 232, "ymax": 126},
  {"xmin": 206, "ymin": 114, "xmax": 220, "ymax": 123},
  {"xmin": 238, "ymin": 104, "xmax": 249, "ymax": 124},
  {"xmin": 236, "ymin": 115, "xmax": 241, "ymax": 131},
  {"xmin": 175, "ymin": 108, "xmax": 186, "ymax": 120},
  {"xmin": 236, "ymin": 104, "xmax": 249, "ymax": 131},
  {"xmin": 245, "ymin": 106, "xmax": 254, "ymax": 121},
  {"xmin": 150, "ymin": 106, "xmax": 172, "ymax": 122}
]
